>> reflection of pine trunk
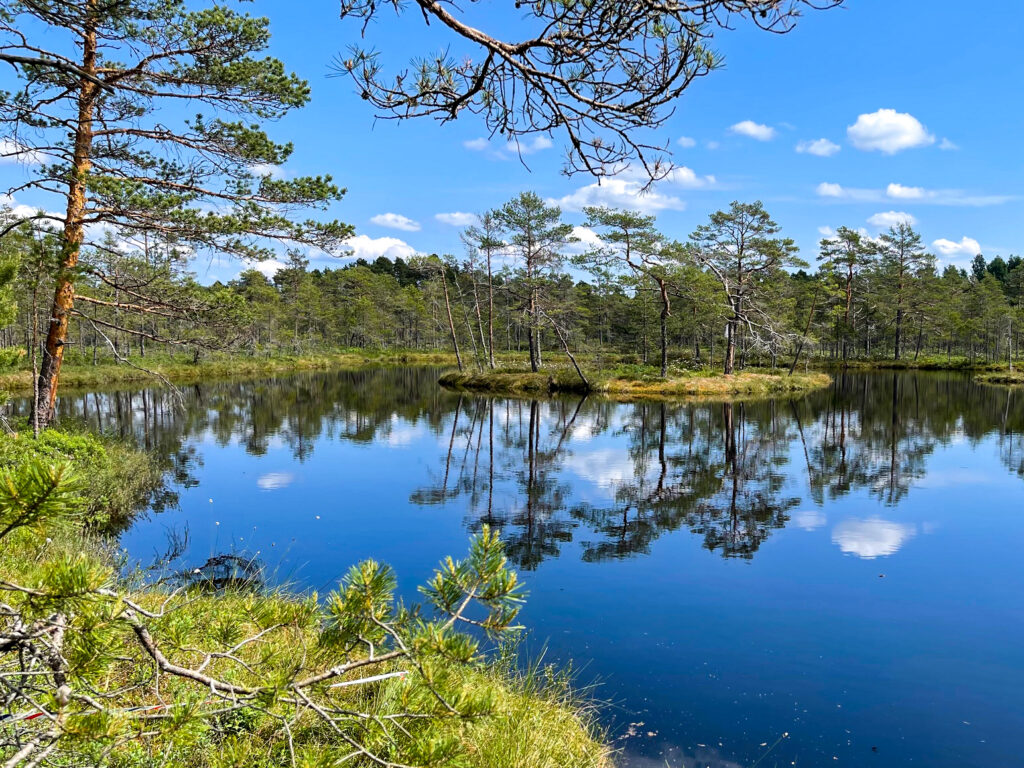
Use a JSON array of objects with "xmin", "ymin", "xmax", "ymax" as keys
[
  {"xmin": 487, "ymin": 398, "xmax": 495, "ymax": 524},
  {"xmin": 888, "ymin": 373, "xmax": 899, "ymax": 503},
  {"xmin": 442, "ymin": 396, "xmax": 462, "ymax": 495}
]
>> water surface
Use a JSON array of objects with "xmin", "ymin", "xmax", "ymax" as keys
[{"xmin": 22, "ymin": 368, "xmax": 1024, "ymax": 767}]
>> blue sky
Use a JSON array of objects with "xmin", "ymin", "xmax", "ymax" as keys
[{"xmin": 3, "ymin": 0, "xmax": 1022, "ymax": 281}]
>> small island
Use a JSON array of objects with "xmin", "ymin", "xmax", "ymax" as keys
[
  {"xmin": 976, "ymin": 370, "xmax": 1024, "ymax": 386},
  {"xmin": 439, "ymin": 367, "xmax": 832, "ymax": 400}
]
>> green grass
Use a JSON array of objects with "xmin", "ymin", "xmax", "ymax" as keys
[
  {"xmin": 0, "ymin": 349, "xmax": 462, "ymax": 392},
  {"xmin": 0, "ymin": 426, "xmax": 163, "ymax": 528},
  {"xmin": 439, "ymin": 365, "xmax": 832, "ymax": 401},
  {"xmin": 0, "ymin": 523, "xmax": 611, "ymax": 768},
  {"xmin": 975, "ymin": 369, "xmax": 1024, "ymax": 386},
  {"xmin": 828, "ymin": 355, "xmax": 1013, "ymax": 372},
  {"xmin": 0, "ymin": 424, "xmax": 612, "ymax": 768}
]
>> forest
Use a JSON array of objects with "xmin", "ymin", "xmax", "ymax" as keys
[{"xmin": 1, "ymin": 195, "xmax": 1020, "ymax": 382}]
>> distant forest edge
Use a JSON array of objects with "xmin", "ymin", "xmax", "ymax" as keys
[{"xmin": 1, "ymin": 196, "xmax": 1021, "ymax": 393}]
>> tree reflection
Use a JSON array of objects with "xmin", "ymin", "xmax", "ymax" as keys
[{"xmin": 19, "ymin": 368, "xmax": 1024, "ymax": 567}]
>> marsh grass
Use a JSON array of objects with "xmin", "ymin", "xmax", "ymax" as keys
[
  {"xmin": 440, "ymin": 366, "xmax": 831, "ymax": 401},
  {"xmin": 975, "ymin": 370, "xmax": 1024, "ymax": 386}
]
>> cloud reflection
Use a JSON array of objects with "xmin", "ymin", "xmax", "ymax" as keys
[
  {"xmin": 832, "ymin": 517, "xmax": 915, "ymax": 558},
  {"xmin": 257, "ymin": 472, "xmax": 295, "ymax": 491}
]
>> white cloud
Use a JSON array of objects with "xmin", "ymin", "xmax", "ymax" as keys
[
  {"xmin": 729, "ymin": 120, "xmax": 776, "ymax": 141},
  {"xmin": 886, "ymin": 183, "xmax": 925, "ymax": 199},
  {"xmin": 796, "ymin": 138, "xmax": 840, "ymax": 157},
  {"xmin": 932, "ymin": 236, "xmax": 981, "ymax": 257},
  {"xmin": 463, "ymin": 137, "xmax": 489, "ymax": 151},
  {"xmin": 257, "ymin": 472, "xmax": 294, "ymax": 490},
  {"xmin": 661, "ymin": 166, "xmax": 716, "ymax": 188},
  {"xmin": 706, "ymin": 140, "xmax": 720, "ymax": 150},
  {"xmin": 818, "ymin": 225, "xmax": 835, "ymax": 236},
  {"xmin": 567, "ymin": 225, "xmax": 604, "ymax": 254},
  {"xmin": 847, "ymin": 109, "xmax": 935, "ymax": 154},
  {"xmin": 832, "ymin": 517, "xmax": 915, "ymax": 558},
  {"xmin": 550, "ymin": 179, "xmax": 685, "ymax": 214},
  {"xmin": 677, "ymin": 136, "xmax": 697, "ymax": 148},
  {"xmin": 868, "ymin": 211, "xmax": 917, "ymax": 228},
  {"xmin": 816, "ymin": 182, "xmax": 846, "ymax": 198},
  {"xmin": 505, "ymin": 135, "xmax": 553, "ymax": 155},
  {"xmin": 0, "ymin": 139, "xmax": 46, "ymax": 165},
  {"xmin": 342, "ymin": 234, "xmax": 418, "ymax": 262},
  {"xmin": 939, "ymin": 138, "xmax": 959, "ymax": 151},
  {"xmin": 253, "ymin": 259, "xmax": 288, "ymax": 278},
  {"xmin": 249, "ymin": 163, "xmax": 285, "ymax": 179},
  {"xmin": 435, "ymin": 212, "xmax": 479, "ymax": 227},
  {"xmin": 369, "ymin": 212, "xmax": 420, "ymax": 232}
]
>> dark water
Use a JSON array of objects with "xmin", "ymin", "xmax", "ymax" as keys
[{"xmin": 20, "ymin": 369, "xmax": 1024, "ymax": 767}]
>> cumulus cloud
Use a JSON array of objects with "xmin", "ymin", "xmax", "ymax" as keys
[
  {"xmin": 249, "ymin": 163, "xmax": 285, "ymax": 179},
  {"xmin": 369, "ymin": 212, "xmax": 420, "ymax": 232},
  {"xmin": 463, "ymin": 137, "xmax": 489, "ymax": 151},
  {"xmin": 0, "ymin": 139, "xmax": 46, "ymax": 165},
  {"xmin": 847, "ymin": 109, "xmax": 935, "ymax": 154},
  {"xmin": 435, "ymin": 212, "xmax": 479, "ymax": 227},
  {"xmin": 868, "ymin": 211, "xmax": 917, "ymax": 228},
  {"xmin": 832, "ymin": 517, "xmax": 915, "ymax": 558},
  {"xmin": 816, "ymin": 182, "xmax": 846, "ymax": 198},
  {"xmin": 818, "ymin": 225, "xmax": 835, "ymax": 236},
  {"xmin": 886, "ymin": 183, "xmax": 925, "ymax": 199},
  {"xmin": 253, "ymin": 259, "xmax": 288, "ymax": 278},
  {"xmin": 550, "ymin": 178, "xmax": 685, "ymax": 214},
  {"xmin": 505, "ymin": 135, "xmax": 553, "ymax": 155},
  {"xmin": 342, "ymin": 234, "xmax": 418, "ymax": 262},
  {"xmin": 566, "ymin": 225, "xmax": 604, "ymax": 254},
  {"xmin": 729, "ymin": 120, "xmax": 776, "ymax": 141},
  {"xmin": 796, "ymin": 138, "xmax": 840, "ymax": 157},
  {"xmin": 816, "ymin": 181, "xmax": 1010, "ymax": 207},
  {"xmin": 660, "ymin": 166, "xmax": 716, "ymax": 188},
  {"xmin": 677, "ymin": 135, "xmax": 697, "ymax": 148},
  {"xmin": 939, "ymin": 138, "xmax": 959, "ymax": 151},
  {"xmin": 932, "ymin": 236, "xmax": 981, "ymax": 258}
]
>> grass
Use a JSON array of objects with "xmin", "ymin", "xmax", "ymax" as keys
[
  {"xmin": 0, "ymin": 349, "xmax": 460, "ymax": 392},
  {"xmin": 975, "ymin": 369, "xmax": 1024, "ymax": 386},
  {"xmin": 0, "ymin": 526, "xmax": 612, "ymax": 767},
  {"xmin": 0, "ymin": 425, "xmax": 164, "ymax": 528},
  {"xmin": 829, "ymin": 355, "xmax": 1012, "ymax": 372},
  {"xmin": 439, "ymin": 365, "xmax": 832, "ymax": 401},
  {"xmin": 0, "ymin": 427, "xmax": 612, "ymax": 768}
]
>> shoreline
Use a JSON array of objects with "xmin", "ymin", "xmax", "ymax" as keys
[{"xmin": 438, "ymin": 369, "xmax": 833, "ymax": 401}]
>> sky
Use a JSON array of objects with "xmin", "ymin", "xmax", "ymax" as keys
[{"xmin": 3, "ymin": 0, "xmax": 1023, "ymax": 282}]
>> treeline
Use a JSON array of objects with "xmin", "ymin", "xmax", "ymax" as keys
[{"xmin": 1, "ymin": 195, "xmax": 1021, "ymax": 374}]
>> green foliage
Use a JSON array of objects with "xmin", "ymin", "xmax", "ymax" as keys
[
  {"xmin": 0, "ymin": 428, "xmax": 163, "ymax": 527},
  {"xmin": 0, "ymin": 462, "xmax": 609, "ymax": 768}
]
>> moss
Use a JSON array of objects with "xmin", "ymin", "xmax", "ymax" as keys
[
  {"xmin": 975, "ymin": 370, "xmax": 1024, "ymax": 386},
  {"xmin": 0, "ymin": 520, "xmax": 611, "ymax": 768},
  {"xmin": 440, "ymin": 366, "xmax": 831, "ymax": 401},
  {"xmin": 0, "ymin": 427, "xmax": 163, "ymax": 528},
  {"xmin": 0, "ymin": 350, "xmax": 462, "ymax": 392},
  {"xmin": 832, "ymin": 356, "xmax": 1009, "ymax": 372}
]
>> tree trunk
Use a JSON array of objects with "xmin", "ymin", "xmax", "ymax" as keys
[
  {"xmin": 486, "ymin": 251, "xmax": 495, "ymax": 369},
  {"xmin": 440, "ymin": 267, "xmax": 463, "ymax": 371},
  {"xmin": 657, "ymin": 278, "xmax": 670, "ymax": 378},
  {"xmin": 33, "ymin": 5, "xmax": 98, "ymax": 429}
]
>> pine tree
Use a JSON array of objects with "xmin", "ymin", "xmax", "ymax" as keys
[{"xmin": 0, "ymin": 0, "xmax": 351, "ymax": 427}]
